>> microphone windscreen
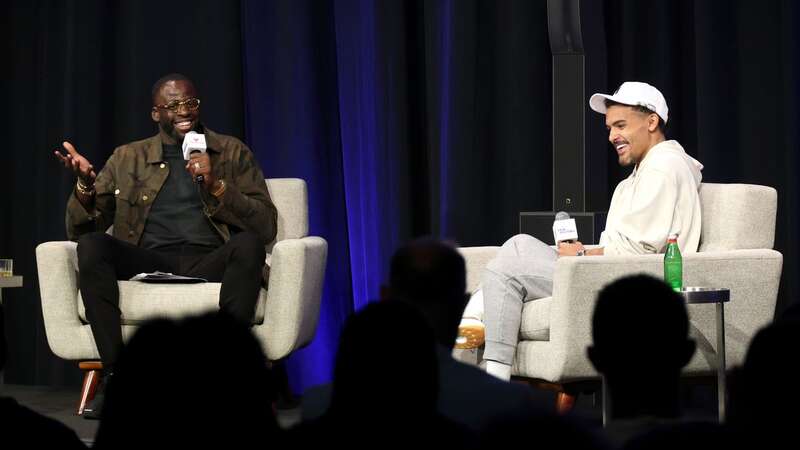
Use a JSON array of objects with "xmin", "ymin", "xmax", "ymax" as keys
[
  {"xmin": 555, "ymin": 211, "xmax": 571, "ymax": 221},
  {"xmin": 182, "ymin": 131, "xmax": 207, "ymax": 160}
]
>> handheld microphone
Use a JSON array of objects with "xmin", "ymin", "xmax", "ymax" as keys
[
  {"xmin": 553, "ymin": 211, "xmax": 579, "ymax": 244},
  {"xmin": 181, "ymin": 131, "xmax": 207, "ymax": 184}
]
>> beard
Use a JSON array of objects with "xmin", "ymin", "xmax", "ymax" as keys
[
  {"xmin": 618, "ymin": 153, "xmax": 635, "ymax": 167},
  {"xmin": 158, "ymin": 118, "xmax": 196, "ymax": 141},
  {"xmin": 159, "ymin": 121, "xmax": 179, "ymax": 140}
]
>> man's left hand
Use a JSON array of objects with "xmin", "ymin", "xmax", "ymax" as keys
[{"xmin": 186, "ymin": 153, "xmax": 215, "ymax": 190}]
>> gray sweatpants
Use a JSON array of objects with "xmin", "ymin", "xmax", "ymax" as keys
[{"xmin": 482, "ymin": 234, "xmax": 558, "ymax": 365}]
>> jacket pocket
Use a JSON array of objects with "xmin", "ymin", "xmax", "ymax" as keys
[{"xmin": 113, "ymin": 188, "xmax": 155, "ymax": 241}]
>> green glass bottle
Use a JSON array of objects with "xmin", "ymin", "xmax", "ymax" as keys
[{"xmin": 664, "ymin": 234, "xmax": 683, "ymax": 292}]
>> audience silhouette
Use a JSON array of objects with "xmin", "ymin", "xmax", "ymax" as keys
[
  {"xmin": 386, "ymin": 238, "xmax": 545, "ymax": 429},
  {"xmin": 0, "ymin": 304, "xmax": 87, "ymax": 448},
  {"xmin": 289, "ymin": 300, "xmax": 475, "ymax": 448},
  {"xmin": 93, "ymin": 312, "xmax": 281, "ymax": 448},
  {"xmin": 587, "ymin": 275, "xmax": 714, "ymax": 447},
  {"xmin": 727, "ymin": 311, "xmax": 800, "ymax": 448},
  {"xmin": 302, "ymin": 238, "xmax": 542, "ymax": 432},
  {"xmin": 7, "ymin": 243, "xmax": 798, "ymax": 447}
]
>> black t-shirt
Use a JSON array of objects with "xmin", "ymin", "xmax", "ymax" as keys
[{"xmin": 139, "ymin": 144, "xmax": 224, "ymax": 250}]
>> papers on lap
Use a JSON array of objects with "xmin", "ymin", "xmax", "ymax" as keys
[{"xmin": 129, "ymin": 271, "xmax": 207, "ymax": 284}]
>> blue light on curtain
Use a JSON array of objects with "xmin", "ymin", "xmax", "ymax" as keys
[
  {"xmin": 241, "ymin": 0, "xmax": 412, "ymax": 392},
  {"xmin": 332, "ymin": 0, "xmax": 405, "ymax": 312},
  {"xmin": 241, "ymin": 0, "xmax": 353, "ymax": 392},
  {"xmin": 437, "ymin": 0, "xmax": 453, "ymax": 237}
]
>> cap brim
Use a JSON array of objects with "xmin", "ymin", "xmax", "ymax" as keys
[{"xmin": 589, "ymin": 93, "xmax": 614, "ymax": 115}]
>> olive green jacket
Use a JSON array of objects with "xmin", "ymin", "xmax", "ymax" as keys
[{"xmin": 66, "ymin": 127, "xmax": 278, "ymax": 283}]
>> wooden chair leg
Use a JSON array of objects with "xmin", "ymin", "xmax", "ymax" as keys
[
  {"xmin": 77, "ymin": 361, "xmax": 103, "ymax": 415},
  {"xmin": 556, "ymin": 391, "xmax": 577, "ymax": 414},
  {"xmin": 514, "ymin": 378, "xmax": 581, "ymax": 415}
]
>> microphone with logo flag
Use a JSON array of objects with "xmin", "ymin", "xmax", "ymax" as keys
[
  {"xmin": 553, "ymin": 211, "xmax": 579, "ymax": 244},
  {"xmin": 181, "ymin": 131, "xmax": 207, "ymax": 184}
]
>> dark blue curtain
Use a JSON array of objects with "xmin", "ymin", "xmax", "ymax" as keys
[{"xmin": 240, "ymin": 1, "xmax": 351, "ymax": 391}]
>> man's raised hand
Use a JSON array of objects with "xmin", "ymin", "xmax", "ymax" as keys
[{"xmin": 54, "ymin": 141, "xmax": 96, "ymax": 185}]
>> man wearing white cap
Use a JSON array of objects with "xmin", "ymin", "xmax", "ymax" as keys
[{"xmin": 464, "ymin": 82, "xmax": 704, "ymax": 381}]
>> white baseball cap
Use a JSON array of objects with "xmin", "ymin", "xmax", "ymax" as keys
[{"xmin": 589, "ymin": 81, "xmax": 669, "ymax": 124}]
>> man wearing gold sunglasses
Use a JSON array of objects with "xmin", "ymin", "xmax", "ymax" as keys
[{"xmin": 53, "ymin": 73, "xmax": 277, "ymax": 419}]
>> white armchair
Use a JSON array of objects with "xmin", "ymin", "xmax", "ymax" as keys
[
  {"xmin": 457, "ymin": 183, "xmax": 783, "ymax": 409},
  {"xmin": 36, "ymin": 178, "xmax": 327, "ymax": 413}
]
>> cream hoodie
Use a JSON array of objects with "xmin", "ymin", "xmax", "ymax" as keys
[{"xmin": 599, "ymin": 140, "xmax": 703, "ymax": 255}]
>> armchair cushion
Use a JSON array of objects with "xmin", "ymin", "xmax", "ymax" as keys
[
  {"xmin": 77, "ymin": 284, "xmax": 268, "ymax": 325},
  {"xmin": 266, "ymin": 178, "xmax": 308, "ymax": 242},
  {"xmin": 698, "ymin": 183, "xmax": 776, "ymax": 251}
]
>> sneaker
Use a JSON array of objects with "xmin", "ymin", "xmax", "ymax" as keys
[
  {"xmin": 482, "ymin": 360, "xmax": 512, "ymax": 382},
  {"xmin": 455, "ymin": 318, "xmax": 485, "ymax": 349}
]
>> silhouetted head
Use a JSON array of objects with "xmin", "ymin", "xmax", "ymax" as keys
[
  {"xmin": 727, "ymin": 316, "xmax": 800, "ymax": 440},
  {"xmin": 95, "ymin": 312, "xmax": 278, "ymax": 447},
  {"xmin": 330, "ymin": 301, "xmax": 439, "ymax": 423},
  {"xmin": 588, "ymin": 275, "xmax": 695, "ymax": 379},
  {"xmin": 384, "ymin": 238, "xmax": 469, "ymax": 346},
  {"xmin": 588, "ymin": 275, "xmax": 695, "ymax": 420}
]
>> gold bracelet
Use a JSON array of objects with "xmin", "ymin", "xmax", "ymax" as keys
[
  {"xmin": 211, "ymin": 179, "xmax": 226, "ymax": 197},
  {"xmin": 76, "ymin": 179, "xmax": 95, "ymax": 195}
]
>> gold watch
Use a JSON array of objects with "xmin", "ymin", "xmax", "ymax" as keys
[
  {"xmin": 76, "ymin": 178, "xmax": 95, "ymax": 195},
  {"xmin": 211, "ymin": 179, "xmax": 226, "ymax": 197}
]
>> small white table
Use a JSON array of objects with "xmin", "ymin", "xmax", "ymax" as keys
[
  {"xmin": 0, "ymin": 276, "xmax": 23, "ymax": 305},
  {"xmin": 0, "ymin": 276, "xmax": 23, "ymax": 385}
]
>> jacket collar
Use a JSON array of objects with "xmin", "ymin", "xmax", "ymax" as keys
[{"xmin": 146, "ymin": 123, "xmax": 222, "ymax": 163}]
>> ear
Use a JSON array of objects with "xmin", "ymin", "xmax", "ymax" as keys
[
  {"xmin": 648, "ymin": 113, "xmax": 660, "ymax": 132},
  {"xmin": 151, "ymin": 107, "xmax": 160, "ymax": 123}
]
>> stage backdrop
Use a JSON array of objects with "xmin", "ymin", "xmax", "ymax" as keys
[{"xmin": 1, "ymin": 0, "xmax": 798, "ymax": 392}]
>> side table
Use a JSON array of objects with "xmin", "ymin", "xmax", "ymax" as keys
[
  {"xmin": 0, "ymin": 276, "xmax": 23, "ymax": 305},
  {"xmin": 0, "ymin": 275, "xmax": 23, "ymax": 385}
]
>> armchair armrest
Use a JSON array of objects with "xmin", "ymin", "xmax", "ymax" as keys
[
  {"xmin": 36, "ymin": 241, "xmax": 97, "ymax": 360},
  {"xmin": 458, "ymin": 246, "xmax": 500, "ymax": 294},
  {"xmin": 254, "ymin": 236, "xmax": 328, "ymax": 360}
]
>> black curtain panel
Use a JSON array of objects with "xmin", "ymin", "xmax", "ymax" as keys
[{"xmin": 600, "ymin": 0, "xmax": 800, "ymax": 316}]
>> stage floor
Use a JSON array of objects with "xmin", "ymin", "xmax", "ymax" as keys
[
  {"xmin": 0, "ymin": 383, "xmax": 303, "ymax": 445},
  {"xmin": 1, "ymin": 380, "xmax": 718, "ymax": 445}
]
